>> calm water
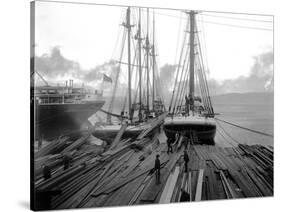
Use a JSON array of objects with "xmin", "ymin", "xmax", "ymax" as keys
[
  {"xmin": 214, "ymin": 102, "xmax": 274, "ymax": 147},
  {"xmin": 90, "ymin": 94, "xmax": 274, "ymax": 148}
]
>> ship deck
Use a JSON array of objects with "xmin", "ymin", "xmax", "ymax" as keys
[{"xmin": 164, "ymin": 115, "xmax": 216, "ymax": 126}]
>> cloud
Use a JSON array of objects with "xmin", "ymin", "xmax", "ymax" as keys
[
  {"xmin": 208, "ymin": 50, "xmax": 273, "ymax": 95},
  {"xmin": 158, "ymin": 64, "xmax": 177, "ymax": 102},
  {"xmin": 35, "ymin": 46, "xmax": 80, "ymax": 78},
  {"xmin": 34, "ymin": 47, "xmax": 116, "ymax": 88},
  {"xmin": 34, "ymin": 47, "xmax": 273, "ymax": 97},
  {"xmin": 83, "ymin": 60, "xmax": 116, "ymax": 83}
]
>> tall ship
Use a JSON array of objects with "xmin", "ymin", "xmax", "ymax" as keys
[
  {"xmin": 164, "ymin": 11, "xmax": 216, "ymax": 144},
  {"xmin": 92, "ymin": 7, "xmax": 166, "ymax": 143},
  {"xmin": 32, "ymin": 76, "xmax": 105, "ymax": 140}
]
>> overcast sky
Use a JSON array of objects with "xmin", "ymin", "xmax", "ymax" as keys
[{"xmin": 34, "ymin": 0, "xmax": 273, "ymax": 81}]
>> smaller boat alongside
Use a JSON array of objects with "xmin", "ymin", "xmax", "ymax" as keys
[{"xmin": 92, "ymin": 7, "xmax": 165, "ymax": 143}]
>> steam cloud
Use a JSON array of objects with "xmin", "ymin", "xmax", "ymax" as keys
[
  {"xmin": 35, "ymin": 47, "xmax": 273, "ymax": 97},
  {"xmin": 34, "ymin": 47, "xmax": 116, "ymax": 87}
]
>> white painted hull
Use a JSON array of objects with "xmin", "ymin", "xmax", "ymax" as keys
[
  {"xmin": 92, "ymin": 123, "xmax": 151, "ymax": 143},
  {"xmin": 164, "ymin": 115, "xmax": 216, "ymax": 144}
]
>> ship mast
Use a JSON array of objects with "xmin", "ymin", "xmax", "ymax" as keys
[
  {"xmin": 152, "ymin": 11, "xmax": 155, "ymax": 112},
  {"xmin": 144, "ymin": 8, "xmax": 150, "ymax": 118},
  {"xmin": 188, "ymin": 11, "xmax": 196, "ymax": 111},
  {"xmin": 124, "ymin": 7, "xmax": 133, "ymax": 121},
  {"xmin": 138, "ymin": 8, "xmax": 142, "ymax": 122}
]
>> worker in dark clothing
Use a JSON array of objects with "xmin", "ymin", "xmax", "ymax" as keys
[
  {"xmin": 183, "ymin": 150, "xmax": 190, "ymax": 173},
  {"xmin": 167, "ymin": 137, "xmax": 173, "ymax": 154},
  {"xmin": 180, "ymin": 189, "xmax": 190, "ymax": 202},
  {"xmin": 154, "ymin": 154, "xmax": 161, "ymax": 184},
  {"xmin": 63, "ymin": 154, "xmax": 72, "ymax": 170},
  {"xmin": 121, "ymin": 111, "xmax": 125, "ymax": 121},
  {"xmin": 43, "ymin": 165, "xmax": 51, "ymax": 180}
]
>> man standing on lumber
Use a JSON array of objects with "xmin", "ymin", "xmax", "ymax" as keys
[
  {"xmin": 183, "ymin": 150, "xmax": 189, "ymax": 173},
  {"xmin": 43, "ymin": 164, "xmax": 51, "ymax": 180},
  {"xmin": 154, "ymin": 154, "xmax": 161, "ymax": 184},
  {"xmin": 167, "ymin": 137, "xmax": 173, "ymax": 154},
  {"xmin": 63, "ymin": 153, "xmax": 72, "ymax": 170},
  {"xmin": 180, "ymin": 188, "xmax": 190, "ymax": 202}
]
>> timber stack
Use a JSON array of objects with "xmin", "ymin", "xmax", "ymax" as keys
[{"xmin": 33, "ymin": 119, "xmax": 273, "ymax": 210}]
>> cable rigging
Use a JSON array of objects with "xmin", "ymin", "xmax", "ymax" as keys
[
  {"xmin": 215, "ymin": 118, "xmax": 274, "ymax": 138},
  {"xmin": 201, "ymin": 13, "xmax": 273, "ymax": 23},
  {"xmin": 147, "ymin": 10, "xmax": 273, "ymax": 32}
]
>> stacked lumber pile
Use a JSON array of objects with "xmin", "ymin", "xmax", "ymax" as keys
[
  {"xmin": 188, "ymin": 144, "xmax": 273, "ymax": 200},
  {"xmin": 154, "ymin": 144, "xmax": 273, "ymax": 204},
  {"xmin": 34, "ymin": 126, "xmax": 273, "ymax": 210},
  {"xmin": 34, "ymin": 130, "xmax": 174, "ymax": 209},
  {"xmin": 34, "ymin": 133, "xmax": 94, "ymax": 181},
  {"xmin": 34, "ymin": 116, "xmax": 172, "ymax": 210}
]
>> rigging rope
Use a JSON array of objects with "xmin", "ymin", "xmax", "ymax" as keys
[
  {"xmin": 146, "ymin": 10, "xmax": 272, "ymax": 31},
  {"xmin": 195, "ymin": 27, "xmax": 214, "ymax": 114},
  {"xmin": 169, "ymin": 19, "xmax": 190, "ymax": 113},
  {"xmin": 172, "ymin": 42, "xmax": 190, "ymax": 114},
  {"xmin": 201, "ymin": 13, "xmax": 273, "ymax": 23},
  {"xmin": 216, "ymin": 127, "xmax": 237, "ymax": 147},
  {"xmin": 175, "ymin": 60, "xmax": 190, "ymax": 114},
  {"xmin": 196, "ymin": 58, "xmax": 210, "ymax": 113},
  {"xmin": 199, "ymin": 20, "xmax": 272, "ymax": 31},
  {"xmin": 215, "ymin": 117, "xmax": 273, "ymax": 137},
  {"xmin": 107, "ymin": 28, "xmax": 127, "ymax": 123},
  {"xmin": 216, "ymin": 120, "xmax": 242, "ymax": 145}
]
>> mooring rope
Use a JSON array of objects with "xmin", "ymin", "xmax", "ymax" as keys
[
  {"xmin": 215, "ymin": 117, "xmax": 273, "ymax": 138},
  {"xmin": 215, "ymin": 120, "xmax": 241, "ymax": 145}
]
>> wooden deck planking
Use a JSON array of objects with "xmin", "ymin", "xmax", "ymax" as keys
[{"xmin": 33, "ymin": 127, "xmax": 273, "ymax": 210}]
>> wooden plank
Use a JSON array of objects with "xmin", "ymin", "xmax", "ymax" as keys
[
  {"xmin": 128, "ymin": 175, "xmax": 152, "ymax": 205},
  {"xmin": 195, "ymin": 169, "xmax": 204, "ymax": 201},
  {"xmin": 136, "ymin": 113, "xmax": 167, "ymax": 140},
  {"xmin": 177, "ymin": 136, "xmax": 184, "ymax": 150},
  {"xmin": 159, "ymin": 166, "xmax": 180, "ymax": 203},
  {"xmin": 158, "ymin": 130, "xmax": 167, "ymax": 144},
  {"xmin": 187, "ymin": 171, "xmax": 192, "ymax": 201},
  {"xmin": 103, "ymin": 174, "xmax": 147, "ymax": 206},
  {"xmin": 121, "ymin": 152, "xmax": 143, "ymax": 177},
  {"xmin": 140, "ymin": 149, "xmax": 183, "ymax": 203},
  {"xmin": 62, "ymin": 134, "xmax": 90, "ymax": 154},
  {"xmin": 36, "ymin": 164, "xmax": 86, "ymax": 191},
  {"xmin": 220, "ymin": 170, "xmax": 238, "ymax": 198},
  {"xmin": 175, "ymin": 172, "xmax": 187, "ymax": 202},
  {"xmin": 35, "ymin": 137, "xmax": 69, "ymax": 158},
  {"xmin": 92, "ymin": 157, "xmax": 169, "ymax": 197},
  {"xmin": 110, "ymin": 123, "xmax": 128, "ymax": 150},
  {"xmin": 71, "ymin": 160, "xmax": 116, "ymax": 207},
  {"xmin": 220, "ymin": 171, "xmax": 232, "ymax": 199}
]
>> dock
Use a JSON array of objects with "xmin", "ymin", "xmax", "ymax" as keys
[{"xmin": 33, "ymin": 120, "xmax": 273, "ymax": 210}]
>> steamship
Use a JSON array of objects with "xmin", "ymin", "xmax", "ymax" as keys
[{"xmin": 32, "ymin": 80, "xmax": 105, "ymax": 140}]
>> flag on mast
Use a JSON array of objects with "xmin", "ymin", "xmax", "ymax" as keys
[{"xmin": 103, "ymin": 74, "xmax": 112, "ymax": 83}]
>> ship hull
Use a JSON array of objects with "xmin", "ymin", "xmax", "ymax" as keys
[
  {"xmin": 92, "ymin": 123, "xmax": 153, "ymax": 143},
  {"xmin": 34, "ymin": 101, "xmax": 105, "ymax": 140},
  {"xmin": 164, "ymin": 116, "xmax": 216, "ymax": 145}
]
